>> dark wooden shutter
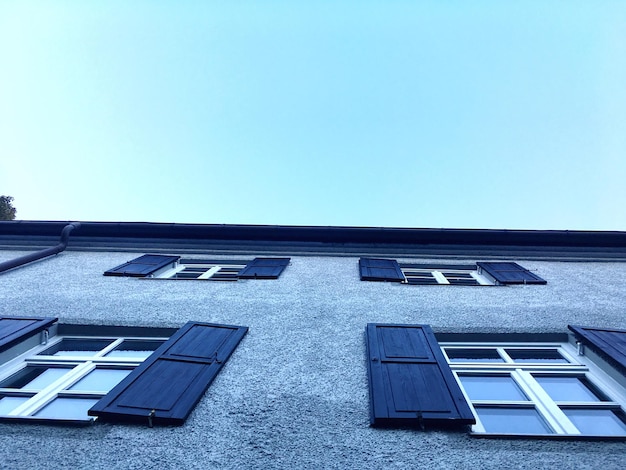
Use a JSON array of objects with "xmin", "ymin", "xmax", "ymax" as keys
[
  {"xmin": 238, "ymin": 258, "xmax": 290, "ymax": 279},
  {"xmin": 103, "ymin": 254, "xmax": 180, "ymax": 277},
  {"xmin": 568, "ymin": 325, "xmax": 626, "ymax": 375},
  {"xmin": 359, "ymin": 258, "xmax": 405, "ymax": 282},
  {"xmin": 366, "ymin": 323, "xmax": 475, "ymax": 428},
  {"xmin": 89, "ymin": 322, "xmax": 248, "ymax": 425},
  {"xmin": 0, "ymin": 317, "xmax": 57, "ymax": 353},
  {"xmin": 477, "ymin": 262, "xmax": 546, "ymax": 285}
]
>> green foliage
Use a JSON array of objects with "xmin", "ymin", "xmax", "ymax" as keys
[{"xmin": 0, "ymin": 195, "xmax": 17, "ymax": 220}]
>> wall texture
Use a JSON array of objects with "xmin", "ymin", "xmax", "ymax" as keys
[{"xmin": 0, "ymin": 250, "xmax": 625, "ymax": 469}]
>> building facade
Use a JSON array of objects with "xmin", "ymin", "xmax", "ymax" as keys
[{"xmin": 1, "ymin": 222, "xmax": 626, "ymax": 469}]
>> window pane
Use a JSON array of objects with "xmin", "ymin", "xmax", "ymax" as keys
[
  {"xmin": 476, "ymin": 407, "xmax": 553, "ymax": 434},
  {"xmin": 0, "ymin": 396, "xmax": 29, "ymax": 414},
  {"xmin": 564, "ymin": 409, "xmax": 626, "ymax": 436},
  {"xmin": 535, "ymin": 376, "xmax": 604, "ymax": 402},
  {"xmin": 173, "ymin": 270, "xmax": 204, "ymax": 279},
  {"xmin": 104, "ymin": 340, "xmax": 164, "ymax": 359},
  {"xmin": 460, "ymin": 375, "xmax": 527, "ymax": 401},
  {"xmin": 446, "ymin": 349, "xmax": 504, "ymax": 363},
  {"xmin": 34, "ymin": 398, "xmax": 100, "ymax": 420},
  {"xmin": 38, "ymin": 339, "xmax": 112, "ymax": 357},
  {"xmin": 507, "ymin": 349, "xmax": 568, "ymax": 363},
  {"xmin": 68, "ymin": 369, "xmax": 131, "ymax": 392},
  {"xmin": 0, "ymin": 367, "xmax": 72, "ymax": 390},
  {"xmin": 104, "ymin": 350, "xmax": 155, "ymax": 359}
]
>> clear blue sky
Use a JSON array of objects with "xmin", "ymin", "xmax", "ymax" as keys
[{"xmin": 1, "ymin": 1, "xmax": 625, "ymax": 230}]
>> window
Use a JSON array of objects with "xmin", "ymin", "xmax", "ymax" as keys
[
  {"xmin": 359, "ymin": 258, "xmax": 546, "ymax": 285},
  {"xmin": 153, "ymin": 259, "xmax": 246, "ymax": 280},
  {"xmin": 365, "ymin": 323, "xmax": 475, "ymax": 427},
  {"xmin": 104, "ymin": 255, "xmax": 290, "ymax": 280},
  {"xmin": 366, "ymin": 323, "xmax": 626, "ymax": 438},
  {"xmin": 442, "ymin": 342, "xmax": 626, "ymax": 437},
  {"xmin": 401, "ymin": 263, "xmax": 489, "ymax": 286},
  {"xmin": 0, "ymin": 335, "xmax": 165, "ymax": 422},
  {"xmin": 0, "ymin": 317, "xmax": 247, "ymax": 425}
]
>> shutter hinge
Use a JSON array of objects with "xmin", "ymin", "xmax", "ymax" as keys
[
  {"xmin": 416, "ymin": 411, "xmax": 425, "ymax": 431},
  {"xmin": 41, "ymin": 329, "xmax": 49, "ymax": 345},
  {"xmin": 577, "ymin": 341, "xmax": 585, "ymax": 356},
  {"xmin": 148, "ymin": 409, "xmax": 156, "ymax": 428}
]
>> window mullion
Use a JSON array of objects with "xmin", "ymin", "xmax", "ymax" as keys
[
  {"xmin": 432, "ymin": 271, "xmax": 449, "ymax": 285},
  {"xmin": 9, "ymin": 362, "xmax": 96, "ymax": 417},
  {"xmin": 498, "ymin": 348, "xmax": 513, "ymax": 363},
  {"xmin": 96, "ymin": 338, "xmax": 124, "ymax": 357},
  {"xmin": 515, "ymin": 369, "xmax": 579, "ymax": 435}
]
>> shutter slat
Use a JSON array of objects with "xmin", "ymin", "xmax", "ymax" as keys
[
  {"xmin": 89, "ymin": 322, "xmax": 248, "ymax": 425},
  {"xmin": 366, "ymin": 323, "xmax": 475, "ymax": 427},
  {"xmin": 477, "ymin": 262, "xmax": 546, "ymax": 285},
  {"xmin": 238, "ymin": 258, "xmax": 290, "ymax": 279},
  {"xmin": 568, "ymin": 325, "xmax": 626, "ymax": 375},
  {"xmin": 0, "ymin": 317, "xmax": 57, "ymax": 353},
  {"xmin": 359, "ymin": 258, "xmax": 405, "ymax": 282},
  {"xmin": 104, "ymin": 255, "xmax": 180, "ymax": 277}
]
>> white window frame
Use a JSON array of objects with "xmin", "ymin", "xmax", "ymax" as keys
[
  {"xmin": 400, "ymin": 266, "xmax": 494, "ymax": 285},
  {"xmin": 440, "ymin": 340, "xmax": 626, "ymax": 437},
  {"xmin": 0, "ymin": 333, "xmax": 167, "ymax": 422},
  {"xmin": 149, "ymin": 260, "xmax": 247, "ymax": 281}
]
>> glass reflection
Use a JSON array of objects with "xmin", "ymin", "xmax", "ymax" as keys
[
  {"xmin": 34, "ymin": 398, "xmax": 100, "ymax": 420},
  {"xmin": 535, "ymin": 376, "xmax": 603, "ymax": 402},
  {"xmin": 460, "ymin": 375, "xmax": 527, "ymax": 401},
  {"xmin": 105, "ymin": 350, "xmax": 154, "ymax": 359},
  {"xmin": 477, "ymin": 407, "xmax": 553, "ymax": 434},
  {"xmin": 564, "ymin": 409, "xmax": 626, "ymax": 436},
  {"xmin": 21, "ymin": 368, "xmax": 70, "ymax": 390},
  {"xmin": 0, "ymin": 396, "xmax": 29, "ymax": 415}
]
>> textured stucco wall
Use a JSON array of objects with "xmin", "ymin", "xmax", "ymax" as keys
[{"xmin": 0, "ymin": 250, "xmax": 625, "ymax": 469}]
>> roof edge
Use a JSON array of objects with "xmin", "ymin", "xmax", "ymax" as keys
[{"xmin": 1, "ymin": 221, "xmax": 626, "ymax": 248}]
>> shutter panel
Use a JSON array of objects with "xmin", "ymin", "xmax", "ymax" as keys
[
  {"xmin": 89, "ymin": 322, "xmax": 248, "ymax": 425},
  {"xmin": 238, "ymin": 258, "xmax": 290, "ymax": 279},
  {"xmin": 366, "ymin": 323, "xmax": 475, "ymax": 428},
  {"xmin": 103, "ymin": 254, "xmax": 180, "ymax": 277},
  {"xmin": 0, "ymin": 317, "xmax": 57, "ymax": 353},
  {"xmin": 359, "ymin": 258, "xmax": 405, "ymax": 282},
  {"xmin": 568, "ymin": 325, "xmax": 626, "ymax": 375},
  {"xmin": 477, "ymin": 262, "xmax": 546, "ymax": 285}
]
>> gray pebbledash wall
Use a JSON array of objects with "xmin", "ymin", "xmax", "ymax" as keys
[{"xmin": 0, "ymin": 249, "xmax": 625, "ymax": 469}]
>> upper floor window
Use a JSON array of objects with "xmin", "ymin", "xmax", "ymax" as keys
[
  {"xmin": 359, "ymin": 258, "xmax": 546, "ymax": 285},
  {"xmin": 104, "ymin": 255, "xmax": 290, "ymax": 280}
]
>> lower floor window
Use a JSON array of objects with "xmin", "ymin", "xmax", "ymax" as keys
[
  {"xmin": 441, "ymin": 342, "xmax": 626, "ymax": 437},
  {"xmin": 0, "ymin": 317, "xmax": 248, "ymax": 426},
  {"xmin": 0, "ymin": 336, "xmax": 166, "ymax": 422},
  {"xmin": 155, "ymin": 259, "xmax": 245, "ymax": 280},
  {"xmin": 400, "ymin": 264, "xmax": 489, "ymax": 286}
]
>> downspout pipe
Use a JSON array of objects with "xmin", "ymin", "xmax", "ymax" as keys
[{"xmin": 0, "ymin": 222, "xmax": 81, "ymax": 274}]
